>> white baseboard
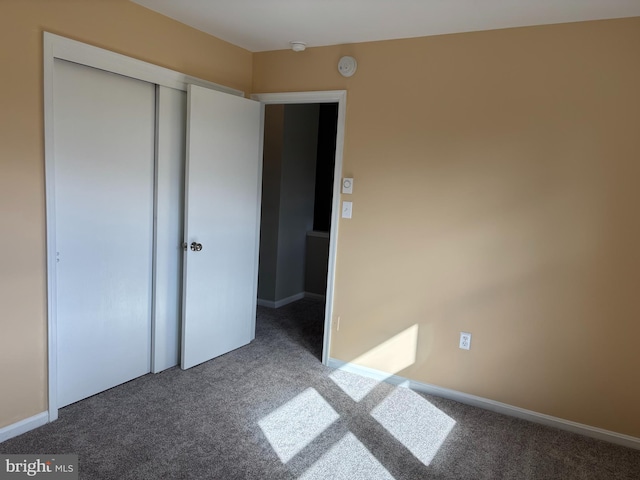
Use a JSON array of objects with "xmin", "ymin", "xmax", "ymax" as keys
[
  {"xmin": 257, "ymin": 292, "xmax": 326, "ymax": 309},
  {"xmin": 256, "ymin": 298, "xmax": 276, "ymax": 308},
  {"xmin": 257, "ymin": 292, "xmax": 305, "ymax": 309},
  {"xmin": 327, "ymin": 358, "xmax": 640, "ymax": 450},
  {"xmin": 304, "ymin": 292, "xmax": 326, "ymax": 302},
  {"xmin": 0, "ymin": 411, "xmax": 48, "ymax": 443}
]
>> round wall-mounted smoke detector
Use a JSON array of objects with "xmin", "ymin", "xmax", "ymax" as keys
[{"xmin": 338, "ymin": 56, "xmax": 357, "ymax": 77}]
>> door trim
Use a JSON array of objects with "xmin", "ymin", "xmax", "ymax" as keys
[
  {"xmin": 44, "ymin": 32, "xmax": 245, "ymax": 422},
  {"xmin": 251, "ymin": 91, "xmax": 347, "ymax": 366}
]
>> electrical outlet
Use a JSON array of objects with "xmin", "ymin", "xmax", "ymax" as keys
[{"xmin": 459, "ymin": 332, "xmax": 471, "ymax": 350}]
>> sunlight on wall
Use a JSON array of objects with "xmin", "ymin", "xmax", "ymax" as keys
[
  {"xmin": 371, "ymin": 386, "xmax": 455, "ymax": 466},
  {"xmin": 299, "ymin": 432, "xmax": 394, "ymax": 480},
  {"xmin": 257, "ymin": 388, "xmax": 340, "ymax": 463},
  {"xmin": 352, "ymin": 324, "xmax": 419, "ymax": 373},
  {"xmin": 329, "ymin": 324, "xmax": 419, "ymax": 401}
]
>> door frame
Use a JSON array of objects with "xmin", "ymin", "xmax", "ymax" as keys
[
  {"xmin": 43, "ymin": 32, "xmax": 244, "ymax": 421},
  {"xmin": 251, "ymin": 91, "xmax": 347, "ymax": 366}
]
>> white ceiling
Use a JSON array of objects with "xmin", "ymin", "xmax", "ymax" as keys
[{"xmin": 131, "ymin": 0, "xmax": 640, "ymax": 52}]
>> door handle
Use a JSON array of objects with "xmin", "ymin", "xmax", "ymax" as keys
[{"xmin": 190, "ymin": 242, "xmax": 203, "ymax": 252}]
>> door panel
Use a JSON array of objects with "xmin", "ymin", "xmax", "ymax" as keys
[
  {"xmin": 181, "ymin": 84, "xmax": 262, "ymax": 369},
  {"xmin": 54, "ymin": 59, "xmax": 155, "ymax": 406},
  {"xmin": 153, "ymin": 86, "xmax": 187, "ymax": 373}
]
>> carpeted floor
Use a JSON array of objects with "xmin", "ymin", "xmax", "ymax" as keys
[{"xmin": 2, "ymin": 299, "xmax": 639, "ymax": 479}]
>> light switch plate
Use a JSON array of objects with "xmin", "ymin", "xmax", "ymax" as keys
[
  {"xmin": 342, "ymin": 178, "xmax": 353, "ymax": 194},
  {"xmin": 342, "ymin": 201, "xmax": 353, "ymax": 219}
]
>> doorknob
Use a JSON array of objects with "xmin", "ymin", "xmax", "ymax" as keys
[{"xmin": 190, "ymin": 242, "xmax": 203, "ymax": 252}]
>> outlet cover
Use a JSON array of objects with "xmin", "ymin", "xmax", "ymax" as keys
[{"xmin": 459, "ymin": 332, "xmax": 471, "ymax": 350}]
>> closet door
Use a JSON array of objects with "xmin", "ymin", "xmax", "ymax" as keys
[
  {"xmin": 153, "ymin": 86, "xmax": 187, "ymax": 373},
  {"xmin": 54, "ymin": 59, "xmax": 155, "ymax": 407},
  {"xmin": 181, "ymin": 84, "xmax": 262, "ymax": 369}
]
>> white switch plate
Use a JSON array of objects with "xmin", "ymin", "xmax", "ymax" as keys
[
  {"xmin": 342, "ymin": 178, "xmax": 354, "ymax": 194},
  {"xmin": 342, "ymin": 201, "xmax": 353, "ymax": 219},
  {"xmin": 459, "ymin": 332, "xmax": 471, "ymax": 350}
]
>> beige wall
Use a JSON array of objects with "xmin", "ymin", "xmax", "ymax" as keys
[
  {"xmin": 0, "ymin": 0, "xmax": 252, "ymax": 429},
  {"xmin": 255, "ymin": 17, "xmax": 640, "ymax": 437}
]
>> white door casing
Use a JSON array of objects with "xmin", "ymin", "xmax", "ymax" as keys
[
  {"xmin": 181, "ymin": 85, "xmax": 262, "ymax": 370},
  {"xmin": 53, "ymin": 59, "xmax": 155, "ymax": 407},
  {"xmin": 251, "ymin": 91, "xmax": 347, "ymax": 366}
]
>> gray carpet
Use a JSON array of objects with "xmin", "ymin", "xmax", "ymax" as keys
[{"xmin": 2, "ymin": 300, "xmax": 639, "ymax": 479}]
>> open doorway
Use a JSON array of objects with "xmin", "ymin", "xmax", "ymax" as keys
[{"xmin": 255, "ymin": 100, "xmax": 341, "ymax": 362}]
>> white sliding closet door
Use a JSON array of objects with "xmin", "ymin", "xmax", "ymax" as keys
[
  {"xmin": 54, "ymin": 59, "xmax": 155, "ymax": 407},
  {"xmin": 181, "ymin": 84, "xmax": 262, "ymax": 369}
]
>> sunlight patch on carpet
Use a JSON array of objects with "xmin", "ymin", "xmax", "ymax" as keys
[
  {"xmin": 328, "ymin": 369, "xmax": 381, "ymax": 402},
  {"xmin": 371, "ymin": 386, "xmax": 455, "ymax": 466},
  {"xmin": 258, "ymin": 388, "xmax": 339, "ymax": 463},
  {"xmin": 299, "ymin": 432, "xmax": 395, "ymax": 480}
]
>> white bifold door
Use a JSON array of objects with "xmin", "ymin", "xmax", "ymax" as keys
[{"xmin": 53, "ymin": 61, "xmax": 261, "ymax": 407}]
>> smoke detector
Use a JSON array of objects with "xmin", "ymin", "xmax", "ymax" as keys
[{"xmin": 338, "ymin": 56, "xmax": 357, "ymax": 77}]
